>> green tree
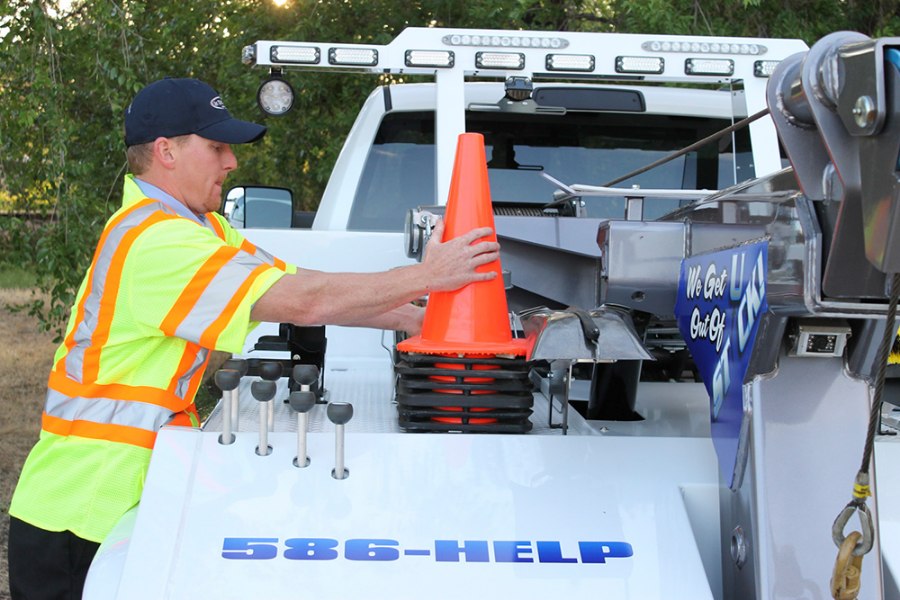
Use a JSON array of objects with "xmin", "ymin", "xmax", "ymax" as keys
[
  {"xmin": 0, "ymin": 0, "xmax": 262, "ymax": 335},
  {"xmin": 610, "ymin": 0, "xmax": 899, "ymax": 44},
  {"xmin": 1, "ymin": 0, "xmax": 897, "ymax": 338}
]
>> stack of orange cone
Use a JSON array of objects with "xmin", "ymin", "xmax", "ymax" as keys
[{"xmin": 396, "ymin": 133, "xmax": 531, "ymax": 430}]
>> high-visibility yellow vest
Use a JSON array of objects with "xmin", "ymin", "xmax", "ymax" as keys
[{"xmin": 10, "ymin": 174, "xmax": 294, "ymax": 542}]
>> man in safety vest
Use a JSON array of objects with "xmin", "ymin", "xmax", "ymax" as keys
[{"xmin": 6, "ymin": 78, "xmax": 499, "ymax": 599}]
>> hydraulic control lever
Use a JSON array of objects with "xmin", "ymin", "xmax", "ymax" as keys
[
  {"xmin": 213, "ymin": 368, "xmax": 240, "ymax": 445},
  {"xmin": 290, "ymin": 365, "xmax": 320, "ymax": 468},
  {"xmin": 327, "ymin": 402, "xmax": 353, "ymax": 480},
  {"xmin": 222, "ymin": 358, "xmax": 248, "ymax": 430},
  {"xmin": 251, "ymin": 379, "xmax": 276, "ymax": 456},
  {"xmin": 289, "ymin": 390, "xmax": 315, "ymax": 468}
]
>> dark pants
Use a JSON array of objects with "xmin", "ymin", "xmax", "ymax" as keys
[{"xmin": 7, "ymin": 517, "xmax": 100, "ymax": 600}]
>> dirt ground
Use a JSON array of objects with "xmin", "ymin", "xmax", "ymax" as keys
[{"xmin": 0, "ymin": 288, "xmax": 56, "ymax": 600}]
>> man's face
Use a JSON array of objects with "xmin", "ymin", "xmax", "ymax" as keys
[{"xmin": 171, "ymin": 134, "xmax": 238, "ymax": 215}]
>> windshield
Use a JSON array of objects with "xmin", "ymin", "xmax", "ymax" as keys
[{"xmin": 347, "ymin": 108, "xmax": 753, "ymax": 231}]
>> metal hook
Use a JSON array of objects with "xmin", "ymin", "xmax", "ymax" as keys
[{"xmin": 832, "ymin": 502, "xmax": 874, "ymax": 557}]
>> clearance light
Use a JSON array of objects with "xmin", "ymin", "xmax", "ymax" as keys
[
  {"xmin": 616, "ymin": 56, "xmax": 664, "ymax": 75},
  {"xmin": 405, "ymin": 49, "xmax": 455, "ymax": 68},
  {"xmin": 443, "ymin": 34, "xmax": 568, "ymax": 49},
  {"xmin": 754, "ymin": 60, "xmax": 780, "ymax": 77},
  {"xmin": 329, "ymin": 47, "xmax": 378, "ymax": 66},
  {"xmin": 685, "ymin": 58, "xmax": 734, "ymax": 76},
  {"xmin": 270, "ymin": 45, "xmax": 320, "ymax": 65},
  {"xmin": 476, "ymin": 51, "xmax": 525, "ymax": 70},
  {"xmin": 546, "ymin": 53, "xmax": 595, "ymax": 72},
  {"xmin": 242, "ymin": 44, "xmax": 257, "ymax": 65},
  {"xmin": 643, "ymin": 40, "xmax": 766, "ymax": 56}
]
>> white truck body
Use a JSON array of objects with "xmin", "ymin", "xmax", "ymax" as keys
[{"xmin": 84, "ymin": 27, "xmax": 900, "ymax": 599}]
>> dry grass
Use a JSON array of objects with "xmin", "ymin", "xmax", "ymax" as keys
[
  {"xmin": 0, "ymin": 288, "xmax": 226, "ymax": 598},
  {"xmin": 0, "ymin": 288, "xmax": 56, "ymax": 600}
]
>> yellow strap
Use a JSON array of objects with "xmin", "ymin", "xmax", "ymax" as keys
[{"xmin": 831, "ymin": 531, "xmax": 863, "ymax": 600}]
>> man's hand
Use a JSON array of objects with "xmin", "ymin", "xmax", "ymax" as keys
[{"xmin": 420, "ymin": 219, "xmax": 500, "ymax": 293}]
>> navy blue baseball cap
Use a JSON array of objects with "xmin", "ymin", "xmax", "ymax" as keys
[{"xmin": 125, "ymin": 78, "xmax": 266, "ymax": 147}]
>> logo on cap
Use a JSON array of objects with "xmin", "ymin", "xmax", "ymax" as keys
[{"xmin": 210, "ymin": 96, "xmax": 226, "ymax": 110}]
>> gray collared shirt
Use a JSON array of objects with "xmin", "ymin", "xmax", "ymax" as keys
[{"xmin": 133, "ymin": 178, "xmax": 207, "ymax": 225}]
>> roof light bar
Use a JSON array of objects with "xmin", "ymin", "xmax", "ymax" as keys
[
  {"xmin": 443, "ymin": 34, "xmax": 567, "ymax": 50},
  {"xmin": 328, "ymin": 47, "xmax": 378, "ymax": 66},
  {"xmin": 616, "ymin": 55, "xmax": 665, "ymax": 75},
  {"xmin": 475, "ymin": 51, "xmax": 525, "ymax": 70},
  {"xmin": 685, "ymin": 58, "xmax": 735, "ymax": 76},
  {"xmin": 270, "ymin": 45, "xmax": 320, "ymax": 65},
  {"xmin": 405, "ymin": 49, "xmax": 455, "ymax": 68},
  {"xmin": 545, "ymin": 53, "xmax": 595, "ymax": 72},
  {"xmin": 754, "ymin": 60, "xmax": 780, "ymax": 77},
  {"xmin": 643, "ymin": 40, "xmax": 766, "ymax": 56}
]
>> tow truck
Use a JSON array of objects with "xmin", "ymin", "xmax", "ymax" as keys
[{"xmin": 84, "ymin": 27, "xmax": 900, "ymax": 599}]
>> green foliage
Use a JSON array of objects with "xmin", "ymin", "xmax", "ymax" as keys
[
  {"xmin": 0, "ymin": 264, "xmax": 38, "ymax": 289},
  {"xmin": 610, "ymin": 0, "xmax": 897, "ymax": 44},
  {"xmin": 0, "ymin": 0, "xmax": 895, "ymax": 337}
]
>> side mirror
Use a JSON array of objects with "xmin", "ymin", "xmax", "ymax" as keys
[{"xmin": 224, "ymin": 186, "xmax": 294, "ymax": 228}]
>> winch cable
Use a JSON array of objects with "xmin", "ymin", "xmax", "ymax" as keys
[
  {"xmin": 830, "ymin": 271, "xmax": 900, "ymax": 599},
  {"xmin": 601, "ymin": 107, "xmax": 771, "ymax": 188}
]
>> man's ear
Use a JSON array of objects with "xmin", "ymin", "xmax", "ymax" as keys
[{"xmin": 152, "ymin": 137, "xmax": 177, "ymax": 170}]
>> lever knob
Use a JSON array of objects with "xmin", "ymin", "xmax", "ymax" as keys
[
  {"xmin": 327, "ymin": 402, "xmax": 353, "ymax": 425},
  {"xmin": 292, "ymin": 364, "xmax": 320, "ymax": 388},
  {"xmin": 214, "ymin": 368, "xmax": 240, "ymax": 392},
  {"xmin": 289, "ymin": 390, "xmax": 316, "ymax": 414},
  {"xmin": 259, "ymin": 361, "xmax": 283, "ymax": 381},
  {"xmin": 223, "ymin": 358, "xmax": 249, "ymax": 377},
  {"xmin": 251, "ymin": 380, "xmax": 276, "ymax": 403}
]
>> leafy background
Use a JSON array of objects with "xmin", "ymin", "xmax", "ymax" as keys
[{"xmin": 1, "ymin": 0, "xmax": 898, "ymax": 338}]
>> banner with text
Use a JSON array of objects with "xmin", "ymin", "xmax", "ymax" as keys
[{"xmin": 674, "ymin": 241, "xmax": 767, "ymax": 485}]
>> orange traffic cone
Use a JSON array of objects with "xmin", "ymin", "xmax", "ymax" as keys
[{"xmin": 397, "ymin": 133, "xmax": 529, "ymax": 357}]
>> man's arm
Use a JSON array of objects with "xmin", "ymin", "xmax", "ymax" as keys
[
  {"xmin": 250, "ymin": 221, "xmax": 498, "ymax": 328},
  {"xmin": 343, "ymin": 303, "xmax": 425, "ymax": 336}
]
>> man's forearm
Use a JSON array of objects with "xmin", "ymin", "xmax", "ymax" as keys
[
  {"xmin": 342, "ymin": 303, "xmax": 425, "ymax": 335},
  {"xmin": 250, "ymin": 265, "xmax": 429, "ymax": 327}
]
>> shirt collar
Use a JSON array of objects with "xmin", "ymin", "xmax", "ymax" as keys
[{"xmin": 133, "ymin": 178, "xmax": 206, "ymax": 225}]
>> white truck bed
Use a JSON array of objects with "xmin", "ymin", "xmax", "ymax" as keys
[{"xmin": 98, "ymin": 374, "xmax": 722, "ymax": 600}]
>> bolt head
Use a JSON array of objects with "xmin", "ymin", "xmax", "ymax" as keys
[{"xmin": 852, "ymin": 95, "xmax": 875, "ymax": 129}]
